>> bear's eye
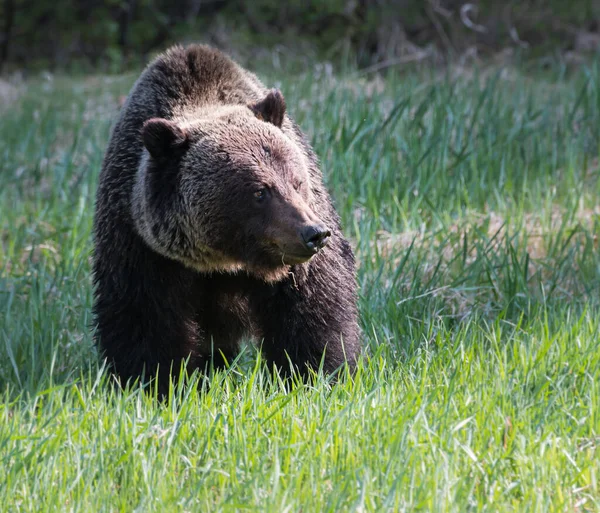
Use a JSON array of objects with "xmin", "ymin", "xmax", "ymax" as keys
[{"xmin": 254, "ymin": 189, "xmax": 267, "ymax": 203}]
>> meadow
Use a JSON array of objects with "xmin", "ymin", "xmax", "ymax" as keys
[{"xmin": 1, "ymin": 58, "xmax": 599, "ymax": 511}]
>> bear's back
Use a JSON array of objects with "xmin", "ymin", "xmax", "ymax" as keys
[{"xmin": 126, "ymin": 45, "xmax": 265, "ymax": 120}]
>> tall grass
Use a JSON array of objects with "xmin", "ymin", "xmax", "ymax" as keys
[{"xmin": 0, "ymin": 62, "xmax": 599, "ymax": 511}]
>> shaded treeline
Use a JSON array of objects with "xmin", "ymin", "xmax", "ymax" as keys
[{"xmin": 1, "ymin": 0, "xmax": 599, "ymax": 71}]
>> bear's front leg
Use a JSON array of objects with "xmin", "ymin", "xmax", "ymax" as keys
[
  {"xmin": 252, "ymin": 237, "xmax": 361, "ymax": 377},
  {"xmin": 93, "ymin": 243, "xmax": 206, "ymax": 396}
]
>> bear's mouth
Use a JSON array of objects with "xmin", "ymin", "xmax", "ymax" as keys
[
  {"xmin": 279, "ymin": 252, "xmax": 316, "ymax": 265},
  {"xmin": 263, "ymin": 242, "xmax": 318, "ymax": 266}
]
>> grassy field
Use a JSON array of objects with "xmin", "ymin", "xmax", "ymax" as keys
[{"xmin": 1, "ymin": 60, "xmax": 600, "ymax": 511}]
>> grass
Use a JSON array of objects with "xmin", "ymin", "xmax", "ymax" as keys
[{"xmin": 1, "ymin": 59, "xmax": 600, "ymax": 511}]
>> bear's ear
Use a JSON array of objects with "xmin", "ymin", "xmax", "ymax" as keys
[
  {"xmin": 249, "ymin": 89, "xmax": 286, "ymax": 128},
  {"xmin": 142, "ymin": 118, "xmax": 189, "ymax": 159}
]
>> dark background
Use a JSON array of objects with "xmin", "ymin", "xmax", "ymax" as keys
[{"xmin": 1, "ymin": 0, "xmax": 600, "ymax": 72}]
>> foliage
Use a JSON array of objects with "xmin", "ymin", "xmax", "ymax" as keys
[{"xmin": 1, "ymin": 0, "xmax": 600, "ymax": 71}]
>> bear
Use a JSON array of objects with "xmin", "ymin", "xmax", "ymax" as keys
[{"xmin": 92, "ymin": 44, "xmax": 360, "ymax": 395}]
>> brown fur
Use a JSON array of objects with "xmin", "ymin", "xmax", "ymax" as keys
[{"xmin": 93, "ymin": 45, "xmax": 360, "ymax": 394}]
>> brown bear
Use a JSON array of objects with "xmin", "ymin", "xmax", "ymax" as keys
[{"xmin": 92, "ymin": 44, "xmax": 360, "ymax": 394}]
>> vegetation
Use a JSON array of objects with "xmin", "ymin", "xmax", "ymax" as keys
[
  {"xmin": 1, "ymin": 57, "xmax": 600, "ymax": 510},
  {"xmin": 1, "ymin": 0, "xmax": 600, "ymax": 71}
]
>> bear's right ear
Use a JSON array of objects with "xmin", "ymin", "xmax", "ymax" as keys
[
  {"xmin": 249, "ymin": 89, "xmax": 286, "ymax": 128},
  {"xmin": 142, "ymin": 118, "xmax": 189, "ymax": 159}
]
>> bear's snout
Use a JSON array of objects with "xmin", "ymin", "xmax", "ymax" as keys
[{"xmin": 301, "ymin": 224, "xmax": 331, "ymax": 253}]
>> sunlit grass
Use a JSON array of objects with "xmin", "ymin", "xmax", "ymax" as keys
[{"xmin": 1, "ymin": 61, "xmax": 599, "ymax": 511}]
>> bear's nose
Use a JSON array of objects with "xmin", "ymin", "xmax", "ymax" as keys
[{"xmin": 301, "ymin": 224, "xmax": 331, "ymax": 252}]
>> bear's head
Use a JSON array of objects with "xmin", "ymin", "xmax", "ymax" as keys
[{"xmin": 134, "ymin": 89, "xmax": 331, "ymax": 281}]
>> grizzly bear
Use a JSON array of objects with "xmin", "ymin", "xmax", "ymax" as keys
[{"xmin": 92, "ymin": 44, "xmax": 360, "ymax": 394}]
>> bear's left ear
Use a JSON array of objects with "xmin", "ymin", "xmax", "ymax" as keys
[
  {"xmin": 249, "ymin": 89, "xmax": 286, "ymax": 128},
  {"xmin": 142, "ymin": 118, "xmax": 189, "ymax": 159}
]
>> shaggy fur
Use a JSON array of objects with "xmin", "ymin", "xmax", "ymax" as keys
[{"xmin": 93, "ymin": 44, "xmax": 360, "ymax": 394}]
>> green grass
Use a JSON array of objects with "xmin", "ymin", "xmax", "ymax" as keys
[{"xmin": 1, "ymin": 61, "xmax": 600, "ymax": 511}]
